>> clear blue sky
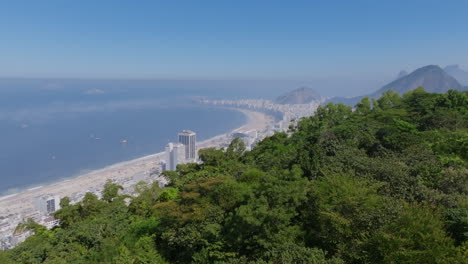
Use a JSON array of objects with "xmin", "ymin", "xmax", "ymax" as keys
[{"xmin": 1, "ymin": 0, "xmax": 467, "ymax": 80}]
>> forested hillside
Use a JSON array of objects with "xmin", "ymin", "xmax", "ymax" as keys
[{"xmin": 1, "ymin": 88, "xmax": 467, "ymax": 264}]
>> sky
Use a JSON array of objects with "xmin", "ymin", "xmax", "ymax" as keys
[{"xmin": 0, "ymin": 0, "xmax": 467, "ymax": 82}]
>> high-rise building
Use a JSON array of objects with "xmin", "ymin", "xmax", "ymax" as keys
[
  {"xmin": 165, "ymin": 142, "xmax": 185, "ymax": 171},
  {"xmin": 33, "ymin": 195, "xmax": 61, "ymax": 215},
  {"xmin": 178, "ymin": 130, "xmax": 196, "ymax": 161},
  {"xmin": 159, "ymin": 160, "xmax": 167, "ymax": 172}
]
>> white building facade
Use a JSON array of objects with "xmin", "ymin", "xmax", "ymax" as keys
[
  {"xmin": 33, "ymin": 195, "xmax": 61, "ymax": 215},
  {"xmin": 165, "ymin": 142, "xmax": 186, "ymax": 171},
  {"xmin": 178, "ymin": 130, "xmax": 197, "ymax": 161}
]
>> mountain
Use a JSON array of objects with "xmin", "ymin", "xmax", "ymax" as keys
[
  {"xmin": 275, "ymin": 87, "xmax": 322, "ymax": 104},
  {"xmin": 370, "ymin": 65, "xmax": 462, "ymax": 97},
  {"xmin": 444, "ymin": 64, "xmax": 468, "ymax": 86},
  {"xmin": 326, "ymin": 95, "xmax": 364, "ymax": 106},
  {"xmin": 328, "ymin": 65, "xmax": 464, "ymax": 106},
  {"xmin": 397, "ymin": 70, "xmax": 408, "ymax": 79}
]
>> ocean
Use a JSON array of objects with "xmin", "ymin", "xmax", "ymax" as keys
[{"xmin": 0, "ymin": 79, "xmax": 256, "ymax": 195}]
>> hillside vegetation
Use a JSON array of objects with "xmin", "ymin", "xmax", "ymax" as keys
[{"xmin": 1, "ymin": 88, "xmax": 467, "ymax": 264}]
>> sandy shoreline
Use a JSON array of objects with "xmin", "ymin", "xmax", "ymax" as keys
[{"xmin": 0, "ymin": 108, "xmax": 274, "ymax": 217}]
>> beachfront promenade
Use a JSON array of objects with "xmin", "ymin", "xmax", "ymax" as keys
[
  {"xmin": 0, "ymin": 108, "xmax": 277, "ymax": 248},
  {"xmin": 1, "ymin": 98, "xmax": 321, "ymax": 249}
]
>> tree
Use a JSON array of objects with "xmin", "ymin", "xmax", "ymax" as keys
[
  {"xmin": 445, "ymin": 206, "xmax": 468, "ymax": 245},
  {"xmin": 305, "ymin": 173, "xmax": 386, "ymax": 261},
  {"xmin": 198, "ymin": 147, "xmax": 226, "ymax": 167},
  {"xmin": 355, "ymin": 97, "xmax": 372, "ymax": 114},
  {"xmin": 79, "ymin": 192, "xmax": 104, "ymax": 217},
  {"xmin": 3, "ymin": 90, "xmax": 467, "ymax": 264},
  {"xmin": 0, "ymin": 251, "xmax": 15, "ymax": 264},
  {"xmin": 59, "ymin": 196, "xmax": 71, "ymax": 208},
  {"xmin": 15, "ymin": 218, "xmax": 45, "ymax": 234},
  {"xmin": 102, "ymin": 180, "xmax": 124, "ymax": 203},
  {"xmin": 376, "ymin": 90, "xmax": 401, "ymax": 110},
  {"xmin": 226, "ymin": 137, "xmax": 246, "ymax": 160},
  {"xmin": 158, "ymin": 188, "xmax": 179, "ymax": 202},
  {"xmin": 367, "ymin": 204, "xmax": 458, "ymax": 264},
  {"xmin": 130, "ymin": 181, "xmax": 163, "ymax": 216}
]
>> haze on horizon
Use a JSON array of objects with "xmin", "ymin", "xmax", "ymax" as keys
[{"xmin": 1, "ymin": 0, "xmax": 468, "ymax": 97}]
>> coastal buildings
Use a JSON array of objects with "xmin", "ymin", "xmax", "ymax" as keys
[
  {"xmin": 33, "ymin": 195, "xmax": 61, "ymax": 215},
  {"xmin": 159, "ymin": 161, "xmax": 167, "ymax": 172},
  {"xmin": 232, "ymin": 129, "xmax": 259, "ymax": 151},
  {"xmin": 43, "ymin": 217, "xmax": 60, "ymax": 230},
  {"xmin": 0, "ymin": 111, "xmax": 275, "ymax": 250},
  {"xmin": 198, "ymin": 98, "xmax": 321, "ymax": 126},
  {"xmin": 178, "ymin": 130, "xmax": 197, "ymax": 161},
  {"xmin": 0, "ymin": 195, "xmax": 62, "ymax": 249},
  {"xmin": 165, "ymin": 142, "xmax": 185, "ymax": 171},
  {"xmin": 163, "ymin": 130, "xmax": 198, "ymax": 171}
]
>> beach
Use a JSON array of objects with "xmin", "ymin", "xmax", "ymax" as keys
[{"xmin": 0, "ymin": 108, "xmax": 274, "ymax": 217}]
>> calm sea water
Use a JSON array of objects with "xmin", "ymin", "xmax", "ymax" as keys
[{"xmin": 0, "ymin": 79, "xmax": 249, "ymax": 195}]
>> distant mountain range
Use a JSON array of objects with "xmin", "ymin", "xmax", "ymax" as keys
[
  {"xmin": 373, "ymin": 65, "xmax": 462, "ymax": 95},
  {"xmin": 275, "ymin": 87, "xmax": 323, "ymax": 104},
  {"xmin": 444, "ymin": 64, "xmax": 468, "ymax": 86},
  {"xmin": 277, "ymin": 64, "xmax": 467, "ymax": 106},
  {"xmin": 327, "ymin": 65, "xmax": 466, "ymax": 106},
  {"xmin": 396, "ymin": 70, "xmax": 408, "ymax": 80}
]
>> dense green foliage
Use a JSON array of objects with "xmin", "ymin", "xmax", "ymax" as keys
[{"xmin": 1, "ymin": 89, "xmax": 467, "ymax": 263}]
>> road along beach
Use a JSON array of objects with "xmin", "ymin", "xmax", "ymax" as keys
[{"xmin": 0, "ymin": 108, "xmax": 274, "ymax": 217}]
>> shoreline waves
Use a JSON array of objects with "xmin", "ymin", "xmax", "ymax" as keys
[{"xmin": 0, "ymin": 108, "xmax": 274, "ymax": 217}]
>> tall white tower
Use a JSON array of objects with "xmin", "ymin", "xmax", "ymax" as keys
[
  {"xmin": 165, "ymin": 142, "xmax": 185, "ymax": 171},
  {"xmin": 178, "ymin": 130, "xmax": 197, "ymax": 161}
]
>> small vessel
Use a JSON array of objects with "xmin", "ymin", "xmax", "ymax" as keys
[
  {"xmin": 120, "ymin": 139, "xmax": 128, "ymax": 144},
  {"xmin": 90, "ymin": 134, "xmax": 101, "ymax": 140}
]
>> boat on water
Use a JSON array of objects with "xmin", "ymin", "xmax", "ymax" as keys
[{"xmin": 90, "ymin": 134, "xmax": 101, "ymax": 140}]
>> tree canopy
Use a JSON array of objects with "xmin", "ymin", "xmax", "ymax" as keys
[{"xmin": 1, "ymin": 89, "xmax": 467, "ymax": 263}]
